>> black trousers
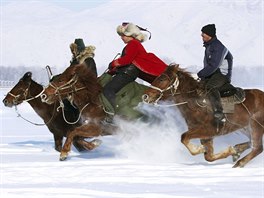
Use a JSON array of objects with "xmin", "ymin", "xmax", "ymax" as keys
[
  {"xmin": 103, "ymin": 65, "xmax": 139, "ymax": 109},
  {"xmin": 203, "ymin": 71, "xmax": 229, "ymax": 113}
]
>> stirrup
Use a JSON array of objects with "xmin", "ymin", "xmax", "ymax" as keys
[{"xmin": 214, "ymin": 111, "xmax": 224, "ymax": 120}]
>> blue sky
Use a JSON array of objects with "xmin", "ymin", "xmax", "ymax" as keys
[{"xmin": 1, "ymin": 0, "xmax": 109, "ymax": 11}]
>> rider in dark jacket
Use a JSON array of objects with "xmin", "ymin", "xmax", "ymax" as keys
[{"xmin": 198, "ymin": 24, "xmax": 233, "ymax": 125}]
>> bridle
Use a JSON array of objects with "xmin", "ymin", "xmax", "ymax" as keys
[
  {"xmin": 45, "ymin": 74, "xmax": 89, "ymax": 125},
  {"xmin": 7, "ymin": 81, "xmax": 45, "ymax": 104},
  {"xmin": 145, "ymin": 73, "xmax": 188, "ymax": 106},
  {"xmin": 6, "ymin": 82, "xmax": 51, "ymax": 126},
  {"xmin": 48, "ymin": 74, "xmax": 86, "ymax": 96}
]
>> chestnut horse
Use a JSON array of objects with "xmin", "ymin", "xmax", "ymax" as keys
[
  {"xmin": 143, "ymin": 64, "xmax": 264, "ymax": 168},
  {"xmin": 40, "ymin": 63, "xmax": 123, "ymax": 161},
  {"xmin": 2, "ymin": 72, "xmax": 100, "ymax": 152}
]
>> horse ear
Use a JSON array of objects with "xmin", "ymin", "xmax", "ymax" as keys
[
  {"xmin": 26, "ymin": 72, "xmax": 32, "ymax": 78},
  {"xmin": 23, "ymin": 72, "xmax": 32, "ymax": 80}
]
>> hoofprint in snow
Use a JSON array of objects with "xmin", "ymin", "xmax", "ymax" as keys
[{"xmin": 0, "ymin": 88, "xmax": 263, "ymax": 198}]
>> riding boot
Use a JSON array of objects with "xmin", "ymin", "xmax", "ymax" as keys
[{"xmin": 208, "ymin": 90, "xmax": 225, "ymax": 125}]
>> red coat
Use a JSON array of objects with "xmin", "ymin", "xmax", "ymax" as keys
[{"xmin": 110, "ymin": 39, "xmax": 167, "ymax": 81}]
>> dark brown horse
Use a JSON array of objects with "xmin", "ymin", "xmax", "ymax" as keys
[
  {"xmin": 143, "ymin": 64, "xmax": 264, "ymax": 167},
  {"xmin": 2, "ymin": 72, "xmax": 100, "ymax": 152},
  {"xmin": 40, "ymin": 63, "xmax": 120, "ymax": 160}
]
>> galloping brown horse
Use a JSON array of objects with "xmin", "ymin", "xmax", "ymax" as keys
[
  {"xmin": 40, "ymin": 63, "xmax": 121, "ymax": 160},
  {"xmin": 2, "ymin": 72, "xmax": 100, "ymax": 152},
  {"xmin": 143, "ymin": 64, "xmax": 264, "ymax": 167}
]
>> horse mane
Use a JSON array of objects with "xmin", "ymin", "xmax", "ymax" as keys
[
  {"xmin": 167, "ymin": 64, "xmax": 201, "ymax": 93},
  {"xmin": 75, "ymin": 63, "xmax": 102, "ymax": 102}
]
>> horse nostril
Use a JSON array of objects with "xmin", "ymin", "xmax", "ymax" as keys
[
  {"xmin": 3, "ymin": 99, "xmax": 7, "ymax": 106},
  {"xmin": 142, "ymin": 94, "xmax": 149, "ymax": 102}
]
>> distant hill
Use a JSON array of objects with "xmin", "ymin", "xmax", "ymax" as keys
[{"xmin": 1, "ymin": 0, "xmax": 262, "ymax": 73}]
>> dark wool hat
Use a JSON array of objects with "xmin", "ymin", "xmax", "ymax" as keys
[
  {"xmin": 74, "ymin": 38, "xmax": 85, "ymax": 52},
  {"xmin": 201, "ymin": 24, "xmax": 216, "ymax": 37}
]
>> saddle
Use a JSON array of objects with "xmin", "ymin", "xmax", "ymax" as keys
[
  {"xmin": 219, "ymin": 84, "xmax": 245, "ymax": 113},
  {"xmin": 98, "ymin": 73, "xmax": 148, "ymax": 119},
  {"xmin": 199, "ymin": 83, "xmax": 246, "ymax": 114}
]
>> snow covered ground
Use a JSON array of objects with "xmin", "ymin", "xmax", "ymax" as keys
[
  {"xmin": 0, "ymin": 87, "xmax": 263, "ymax": 198},
  {"xmin": 1, "ymin": 0, "xmax": 263, "ymax": 197}
]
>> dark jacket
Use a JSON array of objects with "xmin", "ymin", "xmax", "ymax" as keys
[{"xmin": 197, "ymin": 37, "xmax": 233, "ymax": 82}]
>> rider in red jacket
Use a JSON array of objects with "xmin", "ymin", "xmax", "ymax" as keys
[
  {"xmin": 109, "ymin": 38, "xmax": 167, "ymax": 83},
  {"xmin": 103, "ymin": 22, "xmax": 167, "ymax": 123}
]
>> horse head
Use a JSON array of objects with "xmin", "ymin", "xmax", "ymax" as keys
[
  {"xmin": 41, "ymin": 64, "xmax": 80, "ymax": 104},
  {"xmin": 41, "ymin": 63, "xmax": 100, "ymax": 106},
  {"xmin": 142, "ymin": 64, "xmax": 180, "ymax": 104},
  {"xmin": 3, "ymin": 72, "xmax": 40, "ymax": 107}
]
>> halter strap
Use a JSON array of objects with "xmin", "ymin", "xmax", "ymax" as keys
[{"xmin": 7, "ymin": 83, "xmax": 45, "ymax": 103}]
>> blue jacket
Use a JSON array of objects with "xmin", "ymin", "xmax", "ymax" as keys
[{"xmin": 197, "ymin": 37, "xmax": 233, "ymax": 81}]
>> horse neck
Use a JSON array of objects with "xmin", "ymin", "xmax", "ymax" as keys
[
  {"xmin": 71, "ymin": 87, "xmax": 101, "ymax": 110},
  {"xmin": 27, "ymin": 81, "xmax": 55, "ymax": 118},
  {"xmin": 177, "ymin": 73, "xmax": 199, "ymax": 99}
]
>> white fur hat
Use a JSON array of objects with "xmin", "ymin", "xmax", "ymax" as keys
[{"xmin": 116, "ymin": 23, "xmax": 147, "ymax": 42}]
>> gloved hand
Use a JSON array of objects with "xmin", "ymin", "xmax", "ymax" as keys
[
  {"xmin": 108, "ymin": 62, "xmax": 113, "ymax": 70},
  {"xmin": 107, "ymin": 68, "xmax": 116, "ymax": 75}
]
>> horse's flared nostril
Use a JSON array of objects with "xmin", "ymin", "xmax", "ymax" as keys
[{"xmin": 142, "ymin": 94, "xmax": 149, "ymax": 102}]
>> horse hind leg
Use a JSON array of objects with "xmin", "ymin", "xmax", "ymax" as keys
[
  {"xmin": 201, "ymin": 139, "xmax": 250, "ymax": 163},
  {"xmin": 233, "ymin": 121, "xmax": 263, "ymax": 168},
  {"xmin": 201, "ymin": 138, "xmax": 236, "ymax": 162},
  {"xmin": 73, "ymin": 138, "xmax": 102, "ymax": 152},
  {"xmin": 232, "ymin": 142, "xmax": 251, "ymax": 162}
]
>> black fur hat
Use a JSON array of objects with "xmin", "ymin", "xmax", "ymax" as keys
[
  {"xmin": 74, "ymin": 38, "xmax": 85, "ymax": 52},
  {"xmin": 201, "ymin": 24, "xmax": 216, "ymax": 37}
]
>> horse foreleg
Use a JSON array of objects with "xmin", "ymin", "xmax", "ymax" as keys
[
  {"xmin": 233, "ymin": 121, "xmax": 263, "ymax": 168},
  {"xmin": 181, "ymin": 129, "xmax": 206, "ymax": 155},
  {"xmin": 60, "ymin": 124, "xmax": 102, "ymax": 161},
  {"xmin": 53, "ymin": 135, "xmax": 63, "ymax": 152}
]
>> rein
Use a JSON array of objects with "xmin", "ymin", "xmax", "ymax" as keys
[
  {"xmin": 14, "ymin": 104, "xmax": 56, "ymax": 126},
  {"xmin": 48, "ymin": 75, "xmax": 86, "ymax": 96},
  {"xmin": 57, "ymin": 99, "xmax": 89, "ymax": 125},
  {"xmin": 47, "ymin": 74, "xmax": 89, "ymax": 124}
]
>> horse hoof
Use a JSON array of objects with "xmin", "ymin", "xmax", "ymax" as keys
[
  {"xmin": 232, "ymin": 152, "xmax": 241, "ymax": 162},
  {"xmin": 60, "ymin": 153, "xmax": 68, "ymax": 161},
  {"xmin": 91, "ymin": 139, "xmax": 102, "ymax": 148},
  {"xmin": 232, "ymin": 161, "xmax": 244, "ymax": 168}
]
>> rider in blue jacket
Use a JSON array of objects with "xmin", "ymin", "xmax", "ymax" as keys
[{"xmin": 198, "ymin": 24, "xmax": 233, "ymax": 126}]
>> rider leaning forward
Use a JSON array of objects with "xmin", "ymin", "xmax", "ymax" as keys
[{"xmin": 103, "ymin": 22, "xmax": 167, "ymax": 123}]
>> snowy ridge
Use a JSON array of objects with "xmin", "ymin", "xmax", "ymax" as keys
[{"xmin": 1, "ymin": 0, "xmax": 263, "ymax": 73}]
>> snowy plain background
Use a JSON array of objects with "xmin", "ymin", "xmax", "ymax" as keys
[{"xmin": 0, "ymin": 0, "xmax": 263, "ymax": 198}]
